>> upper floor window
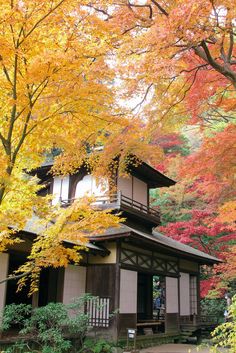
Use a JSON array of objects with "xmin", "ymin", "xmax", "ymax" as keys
[
  {"xmin": 117, "ymin": 176, "xmax": 148, "ymax": 206},
  {"xmin": 52, "ymin": 176, "xmax": 70, "ymax": 205},
  {"xmin": 75, "ymin": 175, "xmax": 108, "ymax": 199},
  {"xmin": 190, "ymin": 275, "xmax": 198, "ymax": 315}
]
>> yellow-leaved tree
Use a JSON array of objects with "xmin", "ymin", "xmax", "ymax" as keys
[{"xmin": 0, "ymin": 0, "xmax": 162, "ymax": 287}]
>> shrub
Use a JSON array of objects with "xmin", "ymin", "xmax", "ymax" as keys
[
  {"xmin": 0, "ymin": 295, "xmax": 95, "ymax": 353},
  {"xmin": 211, "ymin": 295, "xmax": 236, "ymax": 353},
  {"xmin": 81, "ymin": 339, "xmax": 113, "ymax": 353},
  {"xmin": 201, "ymin": 298, "xmax": 226, "ymax": 323},
  {"xmin": 0, "ymin": 303, "xmax": 32, "ymax": 332}
]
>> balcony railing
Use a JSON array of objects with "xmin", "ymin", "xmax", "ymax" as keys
[{"xmin": 61, "ymin": 191, "xmax": 160, "ymax": 222}]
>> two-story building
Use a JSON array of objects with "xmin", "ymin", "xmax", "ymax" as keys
[{"xmin": 0, "ymin": 161, "xmax": 220, "ymax": 343}]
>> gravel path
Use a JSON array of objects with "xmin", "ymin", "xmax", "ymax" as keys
[{"xmin": 140, "ymin": 343, "xmax": 228, "ymax": 353}]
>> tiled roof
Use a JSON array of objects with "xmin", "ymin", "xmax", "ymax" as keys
[
  {"xmin": 23, "ymin": 216, "xmax": 220, "ymax": 263},
  {"xmin": 23, "ymin": 215, "xmax": 107, "ymax": 253},
  {"xmin": 89, "ymin": 224, "xmax": 221, "ymax": 264}
]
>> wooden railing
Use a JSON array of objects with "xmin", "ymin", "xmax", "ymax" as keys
[
  {"xmin": 60, "ymin": 193, "xmax": 119, "ymax": 206},
  {"xmin": 120, "ymin": 193, "xmax": 160, "ymax": 219},
  {"xmin": 86, "ymin": 297, "xmax": 110, "ymax": 328},
  {"xmin": 61, "ymin": 191, "xmax": 160, "ymax": 220}
]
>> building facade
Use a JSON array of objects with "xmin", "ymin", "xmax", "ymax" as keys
[{"xmin": 0, "ymin": 161, "xmax": 220, "ymax": 341}]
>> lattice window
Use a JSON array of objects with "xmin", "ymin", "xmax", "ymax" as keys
[
  {"xmin": 121, "ymin": 248, "xmax": 179, "ymax": 276},
  {"xmin": 120, "ymin": 249, "xmax": 137, "ymax": 266},
  {"xmin": 137, "ymin": 254, "xmax": 151, "ymax": 268},
  {"xmin": 87, "ymin": 297, "xmax": 110, "ymax": 328},
  {"xmin": 166, "ymin": 261, "xmax": 178, "ymax": 274},
  {"xmin": 153, "ymin": 258, "xmax": 166, "ymax": 272},
  {"xmin": 190, "ymin": 275, "xmax": 198, "ymax": 315}
]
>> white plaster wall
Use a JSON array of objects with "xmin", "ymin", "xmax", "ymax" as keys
[
  {"xmin": 52, "ymin": 176, "xmax": 69, "ymax": 205},
  {"xmin": 75, "ymin": 175, "xmax": 108, "ymax": 199},
  {"xmin": 119, "ymin": 269, "xmax": 137, "ymax": 314},
  {"xmin": 133, "ymin": 177, "xmax": 147, "ymax": 206},
  {"xmin": 0, "ymin": 253, "xmax": 9, "ymax": 313},
  {"xmin": 179, "ymin": 272, "xmax": 190, "ymax": 316},
  {"xmin": 62, "ymin": 265, "xmax": 86, "ymax": 304},
  {"xmin": 75, "ymin": 175, "xmax": 92, "ymax": 198},
  {"xmin": 88, "ymin": 242, "xmax": 117, "ymax": 264},
  {"xmin": 117, "ymin": 177, "xmax": 132, "ymax": 199},
  {"xmin": 166, "ymin": 277, "xmax": 179, "ymax": 313}
]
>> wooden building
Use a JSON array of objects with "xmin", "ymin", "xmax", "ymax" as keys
[{"xmin": 0, "ymin": 161, "xmax": 220, "ymax": 342}]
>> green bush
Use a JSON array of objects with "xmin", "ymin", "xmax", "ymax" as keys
[
  {"xmin": 0, "ymin": 303, "xmax": 32, "ymax": 332},
  {"xmin": 201, "ymin": 298, "xmax": 226, "ymax": 323},
  {"xmin": 81, "ymin": 339, "xmax": 113, "ymax": 353},
  {"xmin": 211, "ymin": 295, "xmax": 236, "ymax": 353},
  {"xmin": 0, "ymin": 295, "xmax": 95, "ymax": 353}
]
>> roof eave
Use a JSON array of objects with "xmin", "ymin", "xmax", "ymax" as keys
[
  {"xmin": 131, "ymin": 162, "xmax": 176, "ymax": 188},
  {"xmin": 129, "ymin": 232, "xmax": 221, "ymax": 265},
  {"xmin": 90, "ymin": 230, "xmax": 221, "ymax": 265}
]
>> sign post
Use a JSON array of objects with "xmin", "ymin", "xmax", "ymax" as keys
[{"xmin": 126, "ymin": 328, "xmax": 137, "ymax": 352}]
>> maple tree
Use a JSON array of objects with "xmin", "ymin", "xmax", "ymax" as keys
[
  {"xmin": 0, "ymin": 0, "xmax": 235, "ymax": 296},
  {"xmin": 182, "ymin": 126, "xmax": 236, "ymax": 294},
  {"xmin": 182, "ymin": 124, "xmax": 236, "ymax": 222},
  {"xmin": 90, "ymin": 0, "xmax": 236, "ymax": 127},
  {"xmin": 0, "ymin": 0, "xmax": 162, "ymax": 285},
  {"xmin": 101, "ymin": 0, "xmax": 236, "ymax": 298},
  {"xmin": 151, "ymin": 131, "xmax": 236, "ymax": 297},
  {"xmin": 159, "ymin": 209, "xmax": 234, "ymax": 256}
]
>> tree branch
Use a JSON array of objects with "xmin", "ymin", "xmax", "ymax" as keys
[
  {"xmin": 160, "ymin": 66, "xmax": 201, "ymax": 120},
  {"xmin": 127, "ymin": 1, "xmax": 153, "ymax": 19},
  {"xmin": 150, "ymin": 0, "xmax": 168, "ymax": 16},
  {"xmin": 132, "ymin": 83, "xmax": 153, "ymax": 112},
  {"xmin": 6, "ymin": 53, "xmax": 18, "ymax": 157},
  {"xmin": 86, "ymin": 4, "xmax": 113, "ymax": 20},
  {"xmin": 0, "ymin": 56, "xmax": 13, "ymax": 86},
  {"xmin": 0, "ymin": 268, "xmax": 33, "ymax": 285},
  {"xmin": 19, "ymin": 0, "xmax": 66, "ymax": 45},
  {"xmin": 195, "ymin": 41, "xmax": 236, "ymax": 88},
  {"xmin": 227, "ymin": 26, "xmax": 234, "ymax": 63}
]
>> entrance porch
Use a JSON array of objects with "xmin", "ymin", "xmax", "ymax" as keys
[
  {"xmin": 118, "ymin": 268, "xmax": 180, "ymax": 338},
  {"xmin": 137, "ymin": 273, "xmax": 165, "ymax": 335}
]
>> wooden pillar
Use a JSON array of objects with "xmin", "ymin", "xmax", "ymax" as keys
[{"xmin": 0, "ymin": 253, "xmax": 9, "ymax": 313}]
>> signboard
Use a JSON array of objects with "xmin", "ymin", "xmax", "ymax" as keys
[{"xmin": 127, "ymin": 328, "xmax": 137, "ymax": 350}]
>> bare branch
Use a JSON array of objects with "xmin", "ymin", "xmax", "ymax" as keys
[
  {"xmin": 132, "ymin": 83, "xmax": 153, "ymax": 112},
  {"xmin": 160, "ymin": 66, "xmax": 201, "ymax": 120},
  {"xmin": 210, "ymin": 0, "xmax": 219, "ymax": 27},
  {"xmin": 86, "ymin": 4, "xmax": 113, "ymax": 20},
  {"xmin": 122, "ymin": 25, "xmax": 140, "ymax": 35},
  {"xmin": 150, "ymin": 0, "xmax": 168, "ymax": 17},
  {"xmin": 127, "ymin": 0, "xmax": 153, "ymax": 19},
  {"xmin": 220, "ymin": 45, "xmax": 228, "ymax": 64}
]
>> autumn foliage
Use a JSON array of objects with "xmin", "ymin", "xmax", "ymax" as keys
[
  {"xmin": 0, "ymin": 0, "xmax": 161, "ymax": 269},
  {"xmin": 97, "ymin": 0, "xmax": 236, "ymax": 129},
  {"xmin": 0, "ymin": 0, "xmax": 163, "ymax": 291},
  {"xmin": 154, "ymin": 127, "xmax": 236, "ymax": 296},
  {"xmin": 0, "ymin": 0, "xmax": 235, "ymax": 294}
]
